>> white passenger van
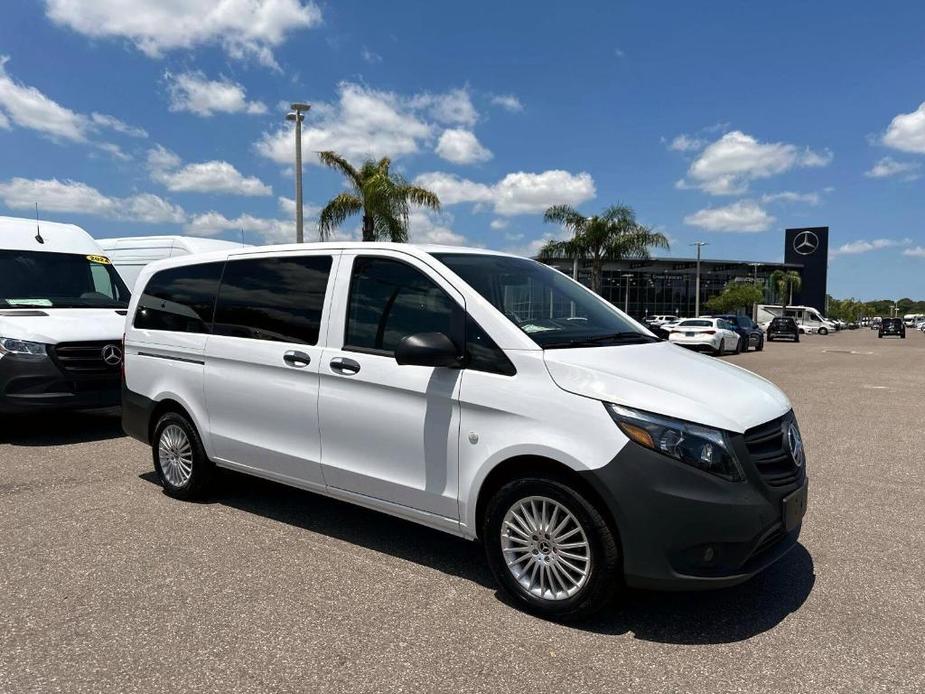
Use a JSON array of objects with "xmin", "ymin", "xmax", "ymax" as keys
[
  {"xmin": 97, "ymin": 236, "xmax": 247, "ymax": 289},
  {"xmin": 0, "ymin": 216, "xmax": 130, "ymax": 413},
  {"xmin": 123, "ymin": 243, "xmax": 808, "ymax": 619},
  {"xmin": 757, "ymin": 304, "xmax": 836, "ymax": 335}
]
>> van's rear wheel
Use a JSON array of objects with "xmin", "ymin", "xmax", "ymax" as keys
[
  {"xmin": 152, "ymin": 412, "xmax": 214, "ymax": 500},
  {"xmin": 483, "ymin": 478, "xmax": 620, "ymax": 621}
]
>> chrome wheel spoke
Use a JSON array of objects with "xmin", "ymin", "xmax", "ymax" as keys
[{"xmin": 500, "ymin": 495, "xmax": 592, "ymax": 601}]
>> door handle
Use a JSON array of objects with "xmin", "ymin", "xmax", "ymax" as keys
[
  {"xmin": 330, "ymin": 356, "xmax": 361, "ymax": 375},
  {"xmin": 283, "ymin": 350, "xmax": 311, "ymax": 368}
]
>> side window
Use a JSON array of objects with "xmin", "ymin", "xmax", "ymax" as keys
[
  {"xmin": 466, "ymin": 316, "xmax": 516, "ymax": 376},
  {"xmin": 345, "ymin": 257, "xmax": 460, "ymax": 354},
  {"xmin": 213, "ymin": 255, "xmax": 332, "ymax": 344},
  {"xmin": 134, "ymin": 262, "xmax": 223, "ymax": 333},
  {"xmin": 90, "ymin": 264, "xmax": 116, "ymax": 299}
]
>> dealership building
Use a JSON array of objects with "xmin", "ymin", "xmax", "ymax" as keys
[{"xmin": 541, "ymin": 226, "xmax": 830, "ymax": 319}]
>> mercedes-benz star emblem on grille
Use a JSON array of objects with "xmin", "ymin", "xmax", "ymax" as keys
[
  {"xmin": 787, "ymin": 422, "xmax": 805, "ymax": 467},
  {"xmin": 101, "ymin": 344, "xmax": 123, "ymax": 366},
  {"xmin": 792, "ymin": 230, "xmax": 820, "ymax": 255}
]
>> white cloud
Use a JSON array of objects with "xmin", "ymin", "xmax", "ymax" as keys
[
  {"xmin": 683, "ymin": 200, "xmax": 775, "ymax": 232},
  {"xmin": 148, "ymin": 147, "xmax": 271, "ymax": 196},
  {"xmin": 831, "ymin": 238, "xmax": 912, "ymax": 256},
  {"xmin": 408, "ymin": 210, "xmax": 468, "ymax": 246},
  {"xmin": 414, "ymin": 169, "xmax": 596, "ymax": 216},
  {"xmin": 903, "ymin": 246, "xmax": 925, "ymax": 258},
  {"xmin": 761, "ymin": 191, "xmax": 821, "ymax": 205},
  {"xmin": 882, "ymin": 102, "xmax": 925, "ymax": 154},
  {"xmin": 435, "ymin": 129, "xmax": 492, "ymax": 164},
  {"xmin": 679, "ymin": 130, "xmax": 832, "ymax": 195},
  {"xmin": 413, "ymin": 172, "xmax": 494, "ymax": 205},
  {"xmin": 0, "ymin": 177, "xmax": 185, "ymax": 224},
  {"xmin": 410, "ymin": 88, "xmax": 477, "ymax": 127},
  {"xmin": 489, "ymin": 218, "xmax": 508, "ymax": 230},
  {"xmin": 667, "ymin": 134, "xmax": 706, "ymax": 152},
  {"xmin": 165, "ymin": 71, "xmax": 267, "ymax": 117},
  {"xmin": 490, "ymin": 94, "xmax": 523, "ymax": 113},
  {"xmin": 0, "ymin": 56, "xmax": 145, "ymax": 152},
  {"xmin": 185, "ymin": 211, "xmax": 293, "ymax": 242},
  {"xmin": 255, "ymin": 82, "xmax": 433, "ymax": 165},
  {"xmin": 865, "ymin": 156, "xmax": 921, "ymax": 180},
  {"xmin": 361, "ymin": 47, "xmax": 382, "ymax": 64},
  {"xmin": 44, "ymin": 0, "xmax": 322, "ymax": 69}
]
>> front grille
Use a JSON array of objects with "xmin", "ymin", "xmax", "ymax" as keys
[
  {"xmin": 743, "ymin": 413, "xmax": 801, "ymax": 487},
  {"xmin": 51, "ymin": 341, "xmax": 121, "ymax": 375}
]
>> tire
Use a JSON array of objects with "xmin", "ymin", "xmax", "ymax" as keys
[
  {"xmin": 756, "ymin": 337, "xmax": 765, "ymax": 352},
  {"xmin": 715, "ymin": 339, "xmax": 725, "ymax": 356},
  {"xmin": 483, "ymin": 478, "xmax": 621, "ymax": 621},
  {"xmin": 878, "ymin": 334, "xmax": 883, "ymax": 339},
  {"xmin": 735, "ymin": 337, "xmax": 743, "ymax": 354},
  {"xmin": 152, "ymin": 411, "xmax": 214, "ymax": 500},
  {"xmin": 818, "ymin": 327, "xmax": 828, "ymax": 336},
  {"xmin": 794, "ymin": 335, "xmax": 800, "ymax": 343}
]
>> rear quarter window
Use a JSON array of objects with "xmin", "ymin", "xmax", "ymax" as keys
[{"xmin": 133, "ymin": 262, "xmax": 224, "ymax": 334}]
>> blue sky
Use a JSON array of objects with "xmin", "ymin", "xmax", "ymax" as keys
[{"xmin": 2, "ymin": 1, "xmax": 925, "ymax": 300}]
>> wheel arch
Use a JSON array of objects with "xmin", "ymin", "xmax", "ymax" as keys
[
  {"xmin": 148, "ymin": 396, "xmax": 206, "ymax": 449},
  {"xmin": 472, "ymin": 454, "xmax": 621, "ymax": 546}
]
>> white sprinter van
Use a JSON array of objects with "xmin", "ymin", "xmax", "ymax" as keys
[
  {"xmin": 97, "ymin": 236, "xmax": 247, "ymax": 289},
  {"xmin": 122, "ymin": 243, "xmax": 808, "ymax": 619},
  {"xmin": 0, "ymin": 216, "xmax": 130, "ymax": 414}
]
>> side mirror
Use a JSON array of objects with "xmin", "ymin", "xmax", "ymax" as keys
[{"xmin": 395, "ymin": 332, "xmax": 462, "ymax": 368}]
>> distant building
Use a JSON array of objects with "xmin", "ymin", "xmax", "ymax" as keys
[{"xmin": 539, "ymin": 227, "xmax": 829, "ymax": 318}]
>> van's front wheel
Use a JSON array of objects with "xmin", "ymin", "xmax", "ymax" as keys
[
  {"xmin": 483, "ymin": 478, "xmax": 620, "ymax": 621},
  {"xmin": 152, "ymin": 412, "xmax": 214, "ymax": 500}
]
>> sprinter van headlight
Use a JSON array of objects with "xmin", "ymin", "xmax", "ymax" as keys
[
  {"xmin": 605, "ymin": 404, "xmax": 744, "ymax": 482},
  {"xmin": 0, "ymin": 337, "xmax": 47, "ymax": 358}
]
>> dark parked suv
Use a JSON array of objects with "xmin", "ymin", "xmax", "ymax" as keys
[
  {"xmin": 715, "ymin": 314, "xmax": 765, "ymax": 351},
  {"xmin": 767, "ymin": 317, "xmax": 800, "ymax": 342},
  {"xmin": 879, "ymin": 318, "xmax": 906, "ymax": 338}
]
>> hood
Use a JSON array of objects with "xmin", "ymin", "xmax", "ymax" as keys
[
  {"xmin": 543, "ymin": 341, "xmax": 791, "ymax": 434},
  {"xmin": 0, "ymin": 308, "xmax": 126, "ymax": 344}
]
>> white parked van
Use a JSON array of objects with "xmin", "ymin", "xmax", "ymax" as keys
[
  {"xmin": 122, "ymin": 243, "xmax": 808, "ymax": 619},
  {"xmin": 0, "ymin": 216, "xmax": 130, "ymax": 413},
  {"xmin": 97, "ymin": 236, "xmax": 247, "ymax": 289},
  {"xmin": 757, "ymin": 304, "xmax": 836, "ymax": 335}
]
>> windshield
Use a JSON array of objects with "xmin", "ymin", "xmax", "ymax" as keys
[
  {"xmin": 0, "ymin": 250, "xmax": 130, "ymax": 309},
  {"xmin": 433, "ymin": 253, "xmax": 654, "ymax": 348}
]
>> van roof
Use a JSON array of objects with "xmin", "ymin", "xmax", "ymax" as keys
[
  {"xmin": 0, "ymin": 215, "xmax": 102, "ymax": 254},
  {"xmin": 97, "ymin": 235, "xmax": 248, "ymax": 254},
  {"xmin": 226, "ymin": 241, "xmax": 519, "ymax": 258}
]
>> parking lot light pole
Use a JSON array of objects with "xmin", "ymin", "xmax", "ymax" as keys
[
  {"xmin": 621, "ymin": 273, "xmax": 633, "ymax": 314},
  {"xmin": 286, "ymin": 103, "xmax": 311, "ymax": 243},
  {"xmin": 749, "ymin": 262, "xmax": 761, "ymax": 321},
  {"xmin": 691, "ymin": 241, "xmax": 708, "ymax": 317}
]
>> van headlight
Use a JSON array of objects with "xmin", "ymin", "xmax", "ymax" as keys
[
  {"xmin": 0, "ymin": 337, "xmax": 48, "ymax": 359},
  {"xmin": 605, "ymin": 404, "xmax": 744, "ymax": 482}
]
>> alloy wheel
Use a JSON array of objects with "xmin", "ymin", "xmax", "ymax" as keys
[
  {"xmin": 158, "ymin": 424, "xmax": 193, "ymax": 487},
  {"xmin": 500, "ymin": 496, "xmax": 591, "ymax": 601}
]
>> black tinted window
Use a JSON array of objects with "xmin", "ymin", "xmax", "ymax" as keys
[
  {"xmin": 134, "ymin": 262, "xmax": 223, "ymax": 333},
  {"xmin": 346, "ymin": 257, "xmax": 460, "ymax": 353},
  {"xmin": 466, "ymin": 316, "xmax": 515, "ymax": 376},
  {"xmin": 213, "ymin": 255, "xmax": 332, "ymax": 344}
]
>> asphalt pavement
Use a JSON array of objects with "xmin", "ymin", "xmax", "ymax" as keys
[{"xmin": 1, "ymin": 328, "xmax": 923, "ymax": 693}]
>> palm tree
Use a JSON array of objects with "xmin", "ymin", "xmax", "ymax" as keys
[
  {"xmin": 317, "ymin": 152, "xmax": 441, "ymax": 242},
  {"xmin": 538, "ymin": 204, "xmax": 669, "ymax": 295},
  {"xmin": 770, "ymin": 269, "xmax": 802, "ymax": 310}
]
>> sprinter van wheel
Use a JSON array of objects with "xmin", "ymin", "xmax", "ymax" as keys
[
  {"xmin": 483, "ymin": 478, "xmax": 620, "ymax": 621},
  {"xmin": 152, "ymin": 412, "xmax": 214, "ymax": 500}
]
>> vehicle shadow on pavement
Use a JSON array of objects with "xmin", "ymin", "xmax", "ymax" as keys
[
  {"xmin": 140, "ymin": 468, "xmax": 497, "ymax": 589},
  {"xmin": 579, "ymin": 544, "xmax": 815, "ymax": 643},
  {"xmin": 139, "ymin": 468, "xmax": 815, "ymax": 643},
  {"xmin": 0, "ymin": 409, "xmax": 124, "ymax": 446}
]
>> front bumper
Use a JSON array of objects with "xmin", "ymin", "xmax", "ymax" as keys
[
  {"xmin": 581, "ymin": 431, "xmax": 806, "ymax": 590},
  {"xmin": 0, "ymin": 353, "xmax": 120, "ymax": 413}
]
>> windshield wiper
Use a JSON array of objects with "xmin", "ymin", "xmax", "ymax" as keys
[{"xmin": 541, "ymin": 332, "xmax": 660, "ymax": 349}]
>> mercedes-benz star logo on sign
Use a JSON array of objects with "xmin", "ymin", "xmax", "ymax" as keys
[
  {"xmin": 792, "ymin": 230, "xmax": 820, "ymax": 256},
  {"xmin": 101, "ymin": 344, "xmax": 123, "ymax": 366},
  {"xmin": 787, "ymin": 422, "xmax": 805, "ymax": 467}
]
